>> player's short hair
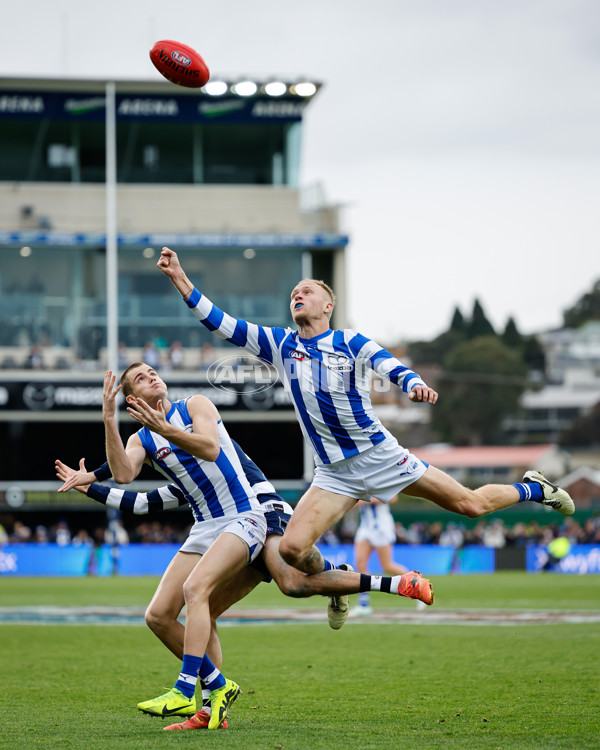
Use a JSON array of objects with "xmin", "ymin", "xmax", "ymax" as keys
[
  {"xmin": 295, "ymin": 278, "xmax": 336, "ymax": 311},
  {"xmin": 120, "ymin": 362, "xmax": 144, "ymax": 397}
]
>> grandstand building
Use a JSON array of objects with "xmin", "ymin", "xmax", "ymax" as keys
[{"xmin": 0, "ymin": 76, "xmax": 349, "ymax": 505}]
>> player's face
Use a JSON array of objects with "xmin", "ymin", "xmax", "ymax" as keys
[
  {"xmin": 126, "ymin": 364, "xmax": 167, "ymax": 403},
  {"xmin": 290, "ymin": 282, "xmax": 332, "ymax": 324}
]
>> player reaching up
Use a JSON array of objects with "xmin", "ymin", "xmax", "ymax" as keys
[
  {"xmin": 156, "ymin": 247, "xmax": 574, "ymax": 582},
  {"xmin": 60, "ymin": 365, "xmax": 267, "ymax": 729}
]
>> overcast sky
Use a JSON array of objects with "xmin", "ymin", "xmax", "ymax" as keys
[{"xmin": 2, "ymin": 0, "xmax": 599, "ymax": 343}]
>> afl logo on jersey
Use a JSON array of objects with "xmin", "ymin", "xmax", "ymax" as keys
[
  {"xmin": 154, "ymin": 447, "xmax": 172, "ymax": 461},
  {"xmin": 291, "ymin": 350, "xmax": 306, "ymax": 361}
]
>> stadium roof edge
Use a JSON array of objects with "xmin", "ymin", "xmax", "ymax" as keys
[{"xmin": 0, "ymin": 76, "xmax": 323, "ymax": 98}]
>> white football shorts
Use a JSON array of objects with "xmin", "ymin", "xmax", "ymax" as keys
[
  {"xmin": 354, "ymin": 505, "xmax": 397, "ymax": 547},
  {"xmin": 179, "ymin": 509, "xmax": 266, "ymax": 563},
  {"xmin": 312, "ymin": 437, "xmax": 428, "ymax": 502}
]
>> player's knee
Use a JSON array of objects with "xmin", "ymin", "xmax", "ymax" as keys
[
  {"xmin": 145, "ymin": 604, "xmax": 168, "ymax": 632},
  {"xmin": 278, "ymin": 537, "xmax": 302, "ymax": 566},
  {"xmin": 182, "ymin": 577, "xmax": 207, "ymax": 606}
]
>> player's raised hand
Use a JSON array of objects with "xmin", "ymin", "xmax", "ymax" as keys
[
  {"xmin": 103, "ymin": 370, "xmax": 122, "ymax": 420},
  {"xmin": 157, "ymin": 247, "xmax": 194, "ymax": 299},
  {"xmin": 408, "ymin": 385, "xmax": 438, "ymax": 404},
  {"xmin": 156, "ymin": 246, "xmax": 180, "ymax": 277},
  {"xmin": 126, "ymin": 396, "xmax": 169, "ymax": 434},
  {"xmin": 55, "ymin": 458, "xmax": 92, "ymax": 494}
]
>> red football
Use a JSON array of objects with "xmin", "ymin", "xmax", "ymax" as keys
[{"xmin": 149, "ymin": 40, "xmax": 210, "ymax": 89}]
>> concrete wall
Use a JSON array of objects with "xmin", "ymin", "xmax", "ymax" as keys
[{"xmin": 0, "ymin": 182, "xmax": 305, "ymax": 233}]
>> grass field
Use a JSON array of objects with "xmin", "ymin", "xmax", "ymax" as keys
[{"xmin": 1, "ymin": 574, "xmax": 599, "ymax": 749}]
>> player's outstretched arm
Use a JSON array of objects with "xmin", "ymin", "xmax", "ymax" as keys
[
  {"xmin": 156, "ymin": 246, "xmax": 286, "ymax": 364},
  {"xmin": 55, "ymin": 458, "xmax": 91, "ymax": 494},
  {"xmin": 350, "ymin": 333, "xmax": 438, "ymax": 403},
  {"xmin": 85, "ymin": 482, "xmax": 188, "ymax": 514},
  {"xmin": 56, "ymin": 458, "xmax": 187, "ymax": 513},
  {"xmin": 56, "ymin": 458, "xmax": 97, "ymax": 493},
  {"xmin": 102, "ymin": 371, "xmax": 147, "ymax": 483},
  {"xmin": 408, "ymin": 384, "xmax": 438, "ymax": 404},
  {"xmin": 156, "ymin": 247, "xmax": 194, "ymax": 300}
]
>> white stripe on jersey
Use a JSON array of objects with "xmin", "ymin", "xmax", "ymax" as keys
[
  {"xmin": 138, "ymin": 399, "xmax": 261, "ymax": 522},
  {"xmin": 186, "ymin": 290, "xmax": 427, "ymax": 466}
]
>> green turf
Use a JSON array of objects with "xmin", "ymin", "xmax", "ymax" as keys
[
  {"xmin": 0, "ymin": 572, "xmax": 598, "ymax": 610},
  {"xmin": 0, "ymin": 621, "xmax": 598, "ymax": 749},
  {"xmin": 1, "ymin": 574, "xmax": 598, "ymax": 748}
]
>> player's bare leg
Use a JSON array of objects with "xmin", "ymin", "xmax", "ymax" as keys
[
  {"xmin": 403, "ymin": 465, "xmax": 520, "ymax": 517},
  {"xmin": 279, "ymin": 486, "xmax": 357, "ymax": 573},
  {"xmin": 375, "ymin": 544, "xmax": 407, "ymax": 576},
  {"xmin": 354, "ymin": 539, "xmax": 373, "ymax": 576},
  {"xmin": 145, "ymin": 551, "xmax": 200, "ymax": 659},
  {"xmin": 139, "ymin": 559, "xmax": 263, "ymax": 720},
  {"xmin": 182, "ymin": 533, "xmax": 250, "ymax": 657}
]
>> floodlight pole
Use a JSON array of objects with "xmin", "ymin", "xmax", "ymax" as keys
[
  {"xmin": 105, "ymin": 81, "xmax": 119, "ymax": 395},
  {"xmin": 105, "ymin": 82, "xmax": 121, "ymax": 572}
]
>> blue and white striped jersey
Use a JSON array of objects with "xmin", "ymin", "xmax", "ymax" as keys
[
  {"xmin": 134, "ymin": 398, "xmax": 261, "ymax": 522},
  {"xmin": 185, "ymin": 288, "xmax": 427, "ymax": 466},
  {"xmin": 86, "ymin": 440, "xmax": 293, "ymax": 517}
]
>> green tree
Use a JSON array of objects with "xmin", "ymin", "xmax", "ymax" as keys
[
  {"xmin": 501, "ymin": 317, "xmax": 523, "ymax": 350},
  {"xmin": 467, "ymin": 299, "xmax": 495, "ymax": 339},
  {"xmin": 563, "ymin": 279, "xmax": 600, "ymax": 328},
  {"xmin": 522, "ymin": 334, "xmax": 545, "ymax": 372},
  {"xmin": 431, "ymin": 337, "xmax": 527, "ymax": 445},
  {"xmin": 408, "ymin": 329, "xmax": 466, "ymax": 366},
  {"xmin": 450, "ymin": 306, "xmax": 467, "ymax": 335}
]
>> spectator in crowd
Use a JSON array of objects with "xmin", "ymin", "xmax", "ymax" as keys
[
  {"xmin": 9, "ymin": 520, "xmax": 32, "ymax": 543},
  {"xmin": 0, "ymin": 523, "xmax": 8, "ymax": 545},
  {"xmin": 26, "ymin": 343, "xmax": 44, "ymax": 370},
  {"xmin": 198, "ymin": 342, "xmax": 217, "ymax": 370},
  {"xmin": 167, "ymin": 341, "xmax": 184, "ymax": 371},
  {"xmin": 439, "ymin": 522, "xmax": 465, "ymax": 548},
  {"xmin": 72, "ymin": 529, "xmax": 94, "ymax": 547},
  {"xmin": 482, "ymin": 519, "xmax": 507, "ymax": 548},
  {"xmin": 582, "ymin": 517, "xmax": 600, "ymax": 544},
  {"xmin": 34, "ymin": 525, "xmax": 49, "ymax": 543},
  {"xmin": 142, "ymin": 341, "xmax": 161, "ymax": 370},
  {"xmin": 93, "ymin": 527, "xmax": 106, "ymax": 547},
  {"xmin": 52, "ymin": 519, "xmax": 71, "ymax": 546},
  {"xmin": 117, "ymin": 342, "xmax": 129, "ymax": 370}
]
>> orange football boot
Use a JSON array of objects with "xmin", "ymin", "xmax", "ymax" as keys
[
  {"xmin": 398, "ymin": 570, "xmax": 434, "ymax": 605},
  {"xmin": 163, "ymin": 709, "xmax": 227, "ymax": 731}
]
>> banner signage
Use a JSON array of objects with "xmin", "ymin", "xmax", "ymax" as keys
[
  {"xmin": 0, "ymin": 377, "xmax": 292, "ymax": 413},
  {"xmin": 0, "ymin": 90, "xmax": 308, "ymax": 123},
  {"xmin": 0, "ymin": 230, "xmax": 348, "ymax": 249}
]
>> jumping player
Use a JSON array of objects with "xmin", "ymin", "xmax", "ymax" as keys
[
  {"xmin": 57, "ymin": 446, "xmax": 433, "ymax": 731},
  {"xmin": 155, "ymin": 247, "xmax": 575, "ymax": 580}
]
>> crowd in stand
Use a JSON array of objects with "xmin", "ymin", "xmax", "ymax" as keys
[{"xmin": 1, "ymin": 515, "xmax": 599, "ymax": 549}]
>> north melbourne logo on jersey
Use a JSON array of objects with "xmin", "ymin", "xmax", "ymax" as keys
[
  {"xmin": 154, "ymin": 447, "xmax": 172, "ymax": 461},
  {"xmin": 326, "ymin": 353, "xmax": 353, "ymax": 371}
]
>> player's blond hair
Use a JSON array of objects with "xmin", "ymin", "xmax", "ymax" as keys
[{"xmin": 294, "ymin": 278, "xmax": 336, "ymax": 315}]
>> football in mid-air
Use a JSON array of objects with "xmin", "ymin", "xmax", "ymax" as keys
[{"xmin": 149, "ymin": 40, "xmax": 210, "ymax": 88}]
